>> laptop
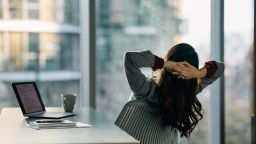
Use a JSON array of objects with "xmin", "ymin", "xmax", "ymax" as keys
[{"xmin": 12, "ymin": 82, "xmax": 75, "ymax": 119}]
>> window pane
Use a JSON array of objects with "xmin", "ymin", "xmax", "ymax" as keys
[
  {"xmin": 224, "ymin": 0, "xmax": 254, "ymax": 143},
  {"xmin": 28, "ymin": 9, "xmax": 39, "ymax": 19},
  {"xmin": 29, "ymin": 33, "xmax": 39, "ymax": 53},
  {"xmin": 96, "ymin": 0, "xmax": 210, "ymax": 143},
  {"xmin": 0, "ymin": 0, "xmax": 80, "ymax": 110},
  {"xmin": 9, "ymin": 0, "xmax": 22, "ymax": 19},
  {"xmin": 27, "ymin": 33, "xmax": 39, "ymax": 70},
  {"xmin": 9, "ymin": 32, "xmax": 23, "ymax": 71},
  {"xmin": 40, "ymin": 33, "xmax": 79, "ymax": 71},
  {"xmin": 40, "ymin": 0, "xmax": 79, "ymax": 25},
  {"xmin": 63, "ymin": 0, "xmax": 79, "ymax": 25}
]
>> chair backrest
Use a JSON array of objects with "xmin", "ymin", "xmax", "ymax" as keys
[{"xmin": 115, "ymin": 100, "xmax": 178, "ymax": 144}]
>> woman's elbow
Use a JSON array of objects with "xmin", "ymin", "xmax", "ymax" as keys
[
  {"xmin": 124, "ymin": 52, "xmax": 133, "ymax": 65},
  {"xmin": 217, "ymin": 62, "xmax": 225, "ymax": 75}
]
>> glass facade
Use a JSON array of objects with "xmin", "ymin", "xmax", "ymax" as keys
[
  {"xmin": 0, "ymin": 0, "xmax": 254, "ymax": 143},
  {"xmin": 96, "ymin": 0, "xmax": 210, "ymax": 143},
  {"xmin": 0, "ymin": 0, "xmax": 80, "ymax": 110},
  {"xmin": 224, "ymin": 0, "xmax": 254, "ymax": 143}
]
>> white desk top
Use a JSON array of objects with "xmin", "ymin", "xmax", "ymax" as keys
[{"xmin": 0, "ymin": 107, "xmax": 139, "ymax": 144}]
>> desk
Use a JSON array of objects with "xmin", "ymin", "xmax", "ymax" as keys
[{"xmin": 0, "ymin": 107, "xmax": 139, "ymax": 144}]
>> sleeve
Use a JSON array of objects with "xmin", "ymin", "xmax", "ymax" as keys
[
  {"xmin": 197, "ymin": 61, "xmax": 225, "ymax": 93},
  {"xmin": 124, "ymin": 51, "xmax": 163, "ymax": 98}
]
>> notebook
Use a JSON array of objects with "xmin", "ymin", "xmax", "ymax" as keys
[
  {"xmin": 12, "ymin": 82, "xmax": 75, "ymax": 119},
  {"xmin": 27, "ymin": 119, "xmax": 92, "ymax": 130}
]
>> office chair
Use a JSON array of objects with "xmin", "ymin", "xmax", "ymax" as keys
[{"xmin": 115, "ymin": 100, "xmax": 178, "ymax": 144}]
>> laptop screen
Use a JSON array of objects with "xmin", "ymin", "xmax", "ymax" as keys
[{"xmin": 12, "ymin": 82, "xmax": 45, "ymax": 114}]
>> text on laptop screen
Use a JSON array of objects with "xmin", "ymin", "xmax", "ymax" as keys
[{"xmin": 16, "ymin": 84, "xmax": 43, "ymax": 113}]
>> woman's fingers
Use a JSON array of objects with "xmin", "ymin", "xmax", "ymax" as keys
[
  {"xmin": 170, "ymin": 61, "xmax": 198, "ymax": 80},
  {"xmin": 182, "ymin": 61, "xmax": 193, "ymax": 67},
  {"xmin": 175, "ymin": 64, "xmax": 189, "ymax": 71},
  {"xmin": 178, "ymin": 61, "xmax": 195, "ymax": 69},
  {"xmin": 177, "ymin": 62, "xmax": 188, "ymax": 68}
]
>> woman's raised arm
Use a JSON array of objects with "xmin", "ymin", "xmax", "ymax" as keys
[{"xmin": 124, "ymin": 51, "xmax": 161, "ymax": 98}]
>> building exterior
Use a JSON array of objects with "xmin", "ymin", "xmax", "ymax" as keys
[{"xmin": 0, "ymin": 0, "xmax": 80, "ymax": 108}]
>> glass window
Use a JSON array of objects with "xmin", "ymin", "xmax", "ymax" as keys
[
  {"xmin": 58, "ymin": 34, "xmax": 80, "ymax": 71},
  {"xmin": 96, "ymin": 0, "xmax": 210, "ymax": 143},
  {"xmin": 39, "ymin": 0, "xmax": 79, "ymax": 24},
  {"xmin": 34, "ymin": 33, "xmax": 80, "ymax": 71},
  {"xmin": 28, "ymin": 9, "xmax": 39, "ymax": 19},
  {"xmin": 40, "ymin": 0, "xmax": 56, "ymax": 21},
  {"xmin": 63, "ymin": 0, "xmax": 79, "ymax": 25},
  {"xmin": 29, "ymin": 33, "xmax": 39, "ymax": 53},
  {"xmin": 224, "ymin": 0, "xmax": 254, "ymax": 143},
  {"xmin": 27, "ymin": 0, "xmax": 40, "ymax": 19},
  {"xmin": 0, "ymin": 1, "xmax": 80, "ymax": 110},
  {"xmin": 27, "ymin": 33, "xmax": 39, "ymax": 70},
  {"xmin": 9, "ymin": 0, "xmax": 22, "ymax": 19},
  {"xmin": 9, "ymin": 32, "xmax": 23, "ymax": 71}
]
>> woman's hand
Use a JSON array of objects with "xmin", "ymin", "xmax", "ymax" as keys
[
  {"xmin": 172, "ymin": 61, "xmax": 199, "ymax": 79},
  {"xmin": 171, "ymin": 61, "xmax": 207, "ymax": 79},
  {"xmin": 163, "ymin": 61, "xmax": 178, "ymax": 73}
]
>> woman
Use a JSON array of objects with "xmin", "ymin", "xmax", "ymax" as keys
[{"xmin": 124, "ymin": 43, "xmax": 224, "ymax": 137}]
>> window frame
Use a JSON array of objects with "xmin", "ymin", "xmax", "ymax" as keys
[
  {"xmin": 79, "ymin": 0, "xmax": 96, "ymax": 108},
  {"xmin": 252, "ymin": 0, "xmax": 256, "ymax": 142},
  {"xmin": 210, "ymin": 0, "xmax": 225, "ymax": 144}
]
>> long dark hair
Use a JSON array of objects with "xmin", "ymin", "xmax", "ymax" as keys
[{"xmin": 154, "ymin": 43, "xmax": 203, "ymax": 137}]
